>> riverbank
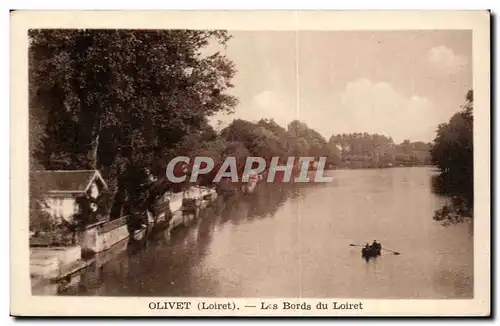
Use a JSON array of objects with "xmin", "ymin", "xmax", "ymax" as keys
[{"xmin": 30, "ymin": 185, "xmax": 220, "ymax": 294}]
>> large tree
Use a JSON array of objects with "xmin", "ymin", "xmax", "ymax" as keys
[
  {"xmin": 430, "ymin": 90, "xmax": 473, "ymax": 207},
  {"xmin": 29, "ymin": 29, "xmax": 238, "ymax": 210},
  {"xmin": 29, "ymin": 111, "xmax": 50, "ymax": 231}
]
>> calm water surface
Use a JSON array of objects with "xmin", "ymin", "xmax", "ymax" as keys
[{"xmin": 60, "ymin": 167, "xmax": 473, "ymax": 298}]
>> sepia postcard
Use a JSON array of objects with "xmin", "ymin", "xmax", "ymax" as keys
[{"xmin": 10, "ymin": 10, "xmax": 490, "ymax": 317}]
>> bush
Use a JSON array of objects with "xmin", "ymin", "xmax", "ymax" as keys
[{"xmin": 433, "ymin": 197, "xmax": 471, "ymax": 226}]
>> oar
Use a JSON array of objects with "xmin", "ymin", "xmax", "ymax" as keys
[{"xmin": 381, "ymin": 248, "xmax": 401, "ymax": 255}]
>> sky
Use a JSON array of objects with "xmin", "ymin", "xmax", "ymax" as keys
[{"xmin": 209, "ymin": 30, "xmax": 472, "ymax": 143}]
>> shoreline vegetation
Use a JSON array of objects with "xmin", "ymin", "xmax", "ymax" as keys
[
  {"xmin": 28, "ymin": 29, "xmax": 472, "ymax": 240},
  {"xmin": 430, "ymin": 90, "xmax": 474, "ymax": 223}
]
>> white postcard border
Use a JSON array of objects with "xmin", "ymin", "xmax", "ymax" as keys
[{"xmin": 10, "ymin": 10, "xmax": 490, "ymax": 317}]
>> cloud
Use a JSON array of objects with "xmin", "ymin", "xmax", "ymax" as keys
[
  {"xmin": 249, "ymin": 90, "xmax": 296, "ymax": 127},
  {"xmin": 210, "ymin": 79, "xmax": 440, "ymax": 143},
  {"xmin": 427, "ymin": 46, "xmax": 468, "ymax": 75},
  {"xmin": 336, "ymin": 79, "xmax": 436, "ymax": 142},
  {"xmin": 209, "ymin": 90, "xmax": 296, "ymax": 130}
]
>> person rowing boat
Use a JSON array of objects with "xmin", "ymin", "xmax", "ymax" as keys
[
  {"xmin": 371, "ymin": 240, "xmax": 382, "ymax": 253},
  {"xmin": 349, "ymin": 242, "xmax": 400, "ymax": 256},
  {"xmin": 361, "ymin": 240, "xmax": 382, "ymax": 258}
]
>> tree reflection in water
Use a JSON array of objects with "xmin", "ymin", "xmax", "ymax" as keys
[
  {"xmin": 431, "ymin": 173, "xmax": 473, "ymax": 225},
  {"xmin": 55, "ymin": 179, "xmax": 329, "ymax": 296}
]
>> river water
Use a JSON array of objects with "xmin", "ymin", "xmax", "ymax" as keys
[{"xmin": 60, "ymin": 167, "xmax": 473, "ymax": 299}]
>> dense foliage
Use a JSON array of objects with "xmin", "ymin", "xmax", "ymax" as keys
[
  {"xmin": 29, "ymin": 29, "xmax": 238, "ymax": 220},
  {"xmin": 430, "ymin": 90, "xmax": 474, "ymax": 219}
]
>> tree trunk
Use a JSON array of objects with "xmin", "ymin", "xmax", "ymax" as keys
[{"xmin": 89, "ymin": 116, "xmax": 101, "ymax": 170}]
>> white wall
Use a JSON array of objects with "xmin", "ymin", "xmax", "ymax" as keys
[{"xmin": 43, "ymin": 197, "xmax": 78, "ymax": 223}]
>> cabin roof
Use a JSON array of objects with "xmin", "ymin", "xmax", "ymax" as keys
[{"xmin": 33, "ymin": 170, "xmax": 108, "ymax": 194}]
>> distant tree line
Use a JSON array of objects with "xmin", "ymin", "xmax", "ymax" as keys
[
  {"xmin": 204, "ymin": 119, "xmax": 432, "ymax": 172},
  {"xmin": 330, "ymin": 134, "xmax": 432, "ymax": 169}
]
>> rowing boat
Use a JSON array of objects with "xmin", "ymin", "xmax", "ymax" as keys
[{"xmin": 361, "ymin": 245, "xmax": 381, "ymax": 258}]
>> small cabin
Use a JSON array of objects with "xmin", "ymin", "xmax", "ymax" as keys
[{"xmin": 33, "ymin": 170, "xmax": 108, "ymax": 223}]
